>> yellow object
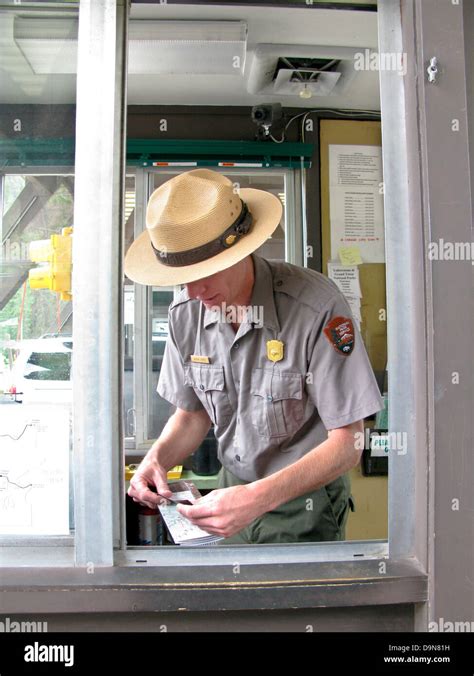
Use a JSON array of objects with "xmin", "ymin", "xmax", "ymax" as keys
[
  {"xmin": 190, "ymin": 355, "xmax": 210, "ymax": 364},
  {"xmin": 167, "ymin": 465, "xmax": 183, "ymax": 479},
  {"xmin": 125, "ymin": 465, "xmax": 136, "ymax": 482},
  {"xmin": 125, "ymin": 464, "xmax": 183, "ymax": 482},
  {"xmin": 339, "ymin": 246, "xmax": 363, "ymax": 266},
  {"xmin": 28, "ymin": 226, "xmax": 73, "ymax": 301},
  {"xmin": 266, "ymin": 339, "xmax": 284, "ymax": 363}
]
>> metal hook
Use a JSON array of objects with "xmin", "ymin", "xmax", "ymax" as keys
[{"xmin": 427, "ymin": 57, "xmax": 438, "ymax": 84}]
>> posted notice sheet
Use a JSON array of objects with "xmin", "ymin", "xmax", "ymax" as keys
[{"xmin": 329, "ymin": 144, "xmax": 385, "ymax": 263}]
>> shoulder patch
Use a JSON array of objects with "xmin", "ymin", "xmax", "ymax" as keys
[{"xmin": 323, "ymin": 316, "xmax": 355, "ymax": 356}]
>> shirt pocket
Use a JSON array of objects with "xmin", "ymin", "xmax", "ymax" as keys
[
  {"xmin": 184, "ymin": 364, "xmax": 233, "ymax": 427},
  {"xmin": 250, "ymin": 368, "xmax": 305, "ymax": 439}
]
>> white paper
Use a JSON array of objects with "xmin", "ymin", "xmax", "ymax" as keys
[
  {"xmin": 329, "ymin": 144, "xmax": 385, "ymax": 263},
  {"xmin": 0, "ymin": 404, "xmax": 70, "ymax": 535},
  {"xmin": 370, "ymin": 434, "xmax": 390, "ymax": 457},
  {"xmin": 345, "ymin": 294, "xmax": 362, "ymax": 321},
  {"xmin": 124, "ymin": 289, "xmax": 134, "ymax": 325},
  {"xmin": 327, "ymin": 263, "xmax": 362, "ymax": 298},
  {"xmin": 327, "ymin": 263, "xmax": 363, "ymax": 330},
  {"xmin": 158, "ymin": 480, "xmax": 223, "ymax": 546},
  {"xmin": 158, "ymin": 504, "xmax": 223, "ymax": 546},
  {"xmin": 168, "ymin": 490, "xmax": 196, "ymax": 504},
  {"xmin": 346, "ymin": 302, "xmax": 362, "ymax": 330}
]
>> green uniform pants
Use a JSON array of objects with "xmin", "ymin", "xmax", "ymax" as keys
[{"xmin": 217, "ymin": 466, "xmax": 354, "ymax": 545}]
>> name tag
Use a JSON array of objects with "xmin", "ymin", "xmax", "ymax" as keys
[{"xmin": 190, "ymin": 355, "xmax": 210, "ymax": 364}]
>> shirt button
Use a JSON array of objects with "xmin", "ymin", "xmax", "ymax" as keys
[
  {"xmin": 233, "ymin": 343, "xmax": 240, "ymax": 349},
  {"xmin": 235, "ymin": 454, "xmax": 241, "ymax": 462},
  {"xmin": 276, "ymin": 280, "xmax": 283, "ymax": 287},
  {"xmin": 267, "ymin": 395, "xmax": 273, "ymax": 402},
  {"xmin": 199, "ymin": 384, "xmax": 205, "ymax": 391}
]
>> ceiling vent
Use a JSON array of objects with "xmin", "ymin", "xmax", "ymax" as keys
[
  {"xmin": 248, "ymin": 45, "xmax": 364, "ymax": 98},
  {"xmin": 273, "ymin": 57, "xmax": 342, "ymax": 98}
]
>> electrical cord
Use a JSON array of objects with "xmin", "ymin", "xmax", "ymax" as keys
[
  {"xmin": 269, "ymin": 108, "xmax": 381, "ymax": 144},
  {"xmin": 300, "ymin": 109, "xmax": 379, "ymax": 142}
]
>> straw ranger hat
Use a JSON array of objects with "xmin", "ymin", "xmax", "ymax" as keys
[{"xmin": 124, "ymin": 168, "xmax": 283, "ymax": 286}]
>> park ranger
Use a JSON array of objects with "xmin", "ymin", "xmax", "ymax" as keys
[{"xmin": 125, "ymin": 169, "xmax": 384, "ymax": 544}]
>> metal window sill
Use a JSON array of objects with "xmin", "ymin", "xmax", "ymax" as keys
[{"xmin": 0, "ymin": 558, "xmax": 427, "ymax": 614}]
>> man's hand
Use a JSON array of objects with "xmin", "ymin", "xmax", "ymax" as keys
[
  {"xmin": 127, "ymin": 407, "xmax": 212, "ymax": 509},
  {"xmin": 176, "ymin": 484, "xmax": 264, "ymax": 539},
  {"xmin": 128, "ymin": 457, "xmax": 173, "ymax": 509}
]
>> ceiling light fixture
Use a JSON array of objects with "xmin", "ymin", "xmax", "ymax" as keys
[{"xmin": 14, "ymin": 18, "xmax": 248, "ymax": 76}]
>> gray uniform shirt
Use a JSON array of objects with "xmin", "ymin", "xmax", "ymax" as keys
[{"xmin": 157, "ymin": 253, "xmax": 384, "ymax": 483}]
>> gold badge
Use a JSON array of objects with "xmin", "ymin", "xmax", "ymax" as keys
[
  {"xmin": 266, "ymin": 340, "xmax": 284, "ymax": 363},
  {"xmin": 190, "ymin": 355, "xmax": 210, "ymax": 364},
  {"xmin": 225, "ymin": 234, "xmax": 237, "ymax": 246}
]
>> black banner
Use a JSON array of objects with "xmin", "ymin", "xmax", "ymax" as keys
[{"xmin": 0, "ymin": 632, "xmax": 472, "ymax": 674}]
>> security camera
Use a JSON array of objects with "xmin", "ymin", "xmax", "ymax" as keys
[
  {"xmin": 251, "ymin": 103, "xmax": 283, "ymax": 140},
  {"xmin": 251, "ymin": 103, "xmax": 282, "ymax": 126}
]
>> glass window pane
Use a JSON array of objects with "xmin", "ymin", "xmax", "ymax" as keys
[
  {"xmin": 0, "ymin": 3, "xmax": 78, "ymax": 539},
  {"xmin": 123, "ymin": 175, "xmax": 136, "ymax": 441},
  {"xmin": 148, "ymin": 287, "xmax": 174, "ymax": 440},
  {"xmin": 0, "ymin": 174, "xmax": 74, "ymax": 536}
]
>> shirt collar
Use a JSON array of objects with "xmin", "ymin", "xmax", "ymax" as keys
[{"xmin": 203, "ymin": 254, "xmax": 280, "ymax": 332}]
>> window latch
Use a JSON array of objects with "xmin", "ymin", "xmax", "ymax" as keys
[
  {"xmin": 427, "ymin": 57, "xmax": 439, "ymax": 84},
  {"xmin": 126, "ymin": 407, "xmax": 136, "ymax": 436}
]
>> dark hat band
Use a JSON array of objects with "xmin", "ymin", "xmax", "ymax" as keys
[{"xmin": 150, "ymin": 200, "xmax": 253, "ymax": 268}]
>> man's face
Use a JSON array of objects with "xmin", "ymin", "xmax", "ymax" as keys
[{"xmin": 185, "ymin": 258, "xmax": 251, "ymax": 308}]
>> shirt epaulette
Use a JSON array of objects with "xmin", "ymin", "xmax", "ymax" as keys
[
  {"xmin": 168, "ymin": 287, "xmax": 194, "ymax": 313},
  {"xmin": 269, "ymin": 261, "xmax": 341, "ymax": 315}
]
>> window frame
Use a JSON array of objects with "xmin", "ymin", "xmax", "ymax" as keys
[
  {"xmin": 0, "ymin": 0, "xmax": 435, "ymax": 617},
  {"xmin": 119, "ymin": 163, "xmax": 390, "ymax": 561}
]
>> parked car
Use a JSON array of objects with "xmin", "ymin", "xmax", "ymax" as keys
[{"xmin": 7, "ymin": 335, "xmax": 73, "ymax": 404}]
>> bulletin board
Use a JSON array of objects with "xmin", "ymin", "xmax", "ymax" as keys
[
  {"xmin": 320, "ymin": 119, "xmax": 387, "ymax": 383},
  {"xmin": 320, "ymin": 119, "xmax": 388, "ymax": 541}
]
